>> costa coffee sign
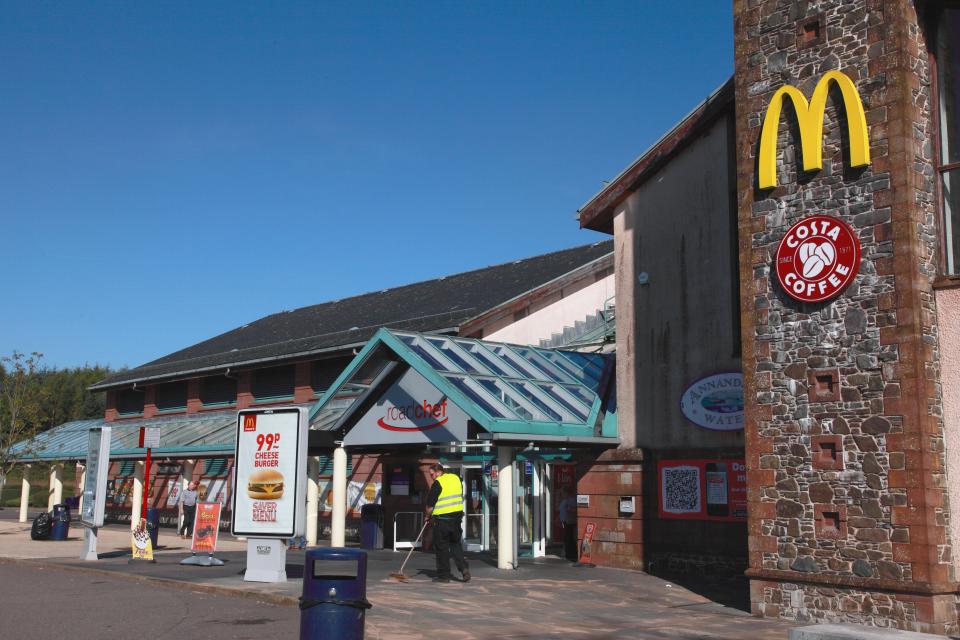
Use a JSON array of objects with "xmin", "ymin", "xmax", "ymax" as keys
[
  {"xmin": 775, "ymin": 215, "xmax": 860, "ymax": 303},
  {"xmin": 344, "ymin": 368, "xmax": 469, "ymax": 446}
]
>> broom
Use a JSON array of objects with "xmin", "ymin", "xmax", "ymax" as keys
[{"xmin": 389, "ymin": 519, "xmax": 430, "ymax": 582}]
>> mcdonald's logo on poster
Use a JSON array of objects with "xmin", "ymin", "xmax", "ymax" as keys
[{"xmin": 758, "ymin": 70, "xmax": 870, "ymax": 189}]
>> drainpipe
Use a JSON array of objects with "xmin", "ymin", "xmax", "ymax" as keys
[{"xmin": 331, "ymin": 444, "xmax": 348, "ymax": 547}]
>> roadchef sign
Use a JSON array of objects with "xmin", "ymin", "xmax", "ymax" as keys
[
  {"xmin": 775, "ymin": 215, "xmax": 860, "ymax": 303},
  {"xmin": 231, "ymin": 407, "xmax": 307, "ymax": 538}
]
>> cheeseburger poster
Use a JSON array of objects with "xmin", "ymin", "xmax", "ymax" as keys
[{"xmin": 231, "ymin": 407, "xmax": 308, "ymax": 538}]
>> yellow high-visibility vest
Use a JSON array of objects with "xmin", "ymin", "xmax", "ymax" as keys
[{"xmin": 433, "ymin": 473, "xmax": 464, "ymax": 516}]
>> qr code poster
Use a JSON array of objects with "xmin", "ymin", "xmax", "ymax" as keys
[{"xmin": 657, "ymin": 459, "xmax": 747, "ymax": 522}]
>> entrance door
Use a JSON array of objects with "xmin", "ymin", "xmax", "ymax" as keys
[
  {"xmin": 517, "ymin": 459, "xmax": 548, "ymax": 558},
  {"xmin": 462, "ymin": 466, "xmax": 485, "ymax": 552}
]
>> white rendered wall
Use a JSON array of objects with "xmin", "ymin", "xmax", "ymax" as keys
[{"xmin": 485, "ymin": 274, "xmax": 615, "ymax": 346}]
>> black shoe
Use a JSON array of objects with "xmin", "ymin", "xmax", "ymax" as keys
[
  {"xmin": 461, "ymin": 570, "xmax": 471, "ymax": 583},
  {"xmin": 433, "ymin": 576, "xmax": 451, "ymax": 583}
]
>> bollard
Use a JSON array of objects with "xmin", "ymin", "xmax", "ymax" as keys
[{"xmin": 300, "ymin": 548, "xmax": 371, "ymax": 639}]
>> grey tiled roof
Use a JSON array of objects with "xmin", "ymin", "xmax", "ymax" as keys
[{"xmin": 92, "ymin": 241, "xmax": 613, "ymax": 390}]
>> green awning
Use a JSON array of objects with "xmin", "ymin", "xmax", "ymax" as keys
[{"xmin": 10, "ymin": 409, "xmax": 240, "ymax": 462}]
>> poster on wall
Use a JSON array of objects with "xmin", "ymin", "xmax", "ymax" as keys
[
  {"xmin": 199, "ymin": 478, "xmax": 228, "ymax": 505},
  {"xmin": 166, "ymin": 480, "xmax": 181, "ymax": 507},
  {"xmin": 231, "ymin": 407, "xmax": 308, "ymax": 538},
  {"xmin": 318, "ymin": 480, "xmax": 382, "ymax": 514},
  {"xmin": 679, "ymin": 372, "xmax": 744, "ymax": 432},
  {"xmin": 658, "ymin": 459, "xmax": 747, "ymax": 522}
]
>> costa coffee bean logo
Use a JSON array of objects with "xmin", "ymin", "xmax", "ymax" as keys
[{"xmin": 775, "ymin": 215, "xmax": 860, "ymax": 303}]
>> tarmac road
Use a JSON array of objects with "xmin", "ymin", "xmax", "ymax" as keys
[{"xmin": 0, "ymin": 562, "xmax": 301, "ymax": 640}]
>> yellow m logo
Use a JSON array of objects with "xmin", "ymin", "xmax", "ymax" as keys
[{"xmin": 758, "ymin": 70, "xmax": 870, "ymax": 190}]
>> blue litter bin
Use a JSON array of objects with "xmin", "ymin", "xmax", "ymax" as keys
[
  {"xmin": 300, "ymin": 548, "xmax": 371, "ymax": 640},
  {"xmin": 50, "ymin": 504, "xmax": 71, "ymax": 541},
  {"xmin": 359, "ymin": 504, "xmax": 384, "ymax": 550},
  {"xmin": 146, "ymin": 507, "xmax": 160, "ymax": 548}
]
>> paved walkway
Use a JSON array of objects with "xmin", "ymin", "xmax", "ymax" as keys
[{"xmin": 0, "ymin": 517, "xmax": 793, "ymax": 639}]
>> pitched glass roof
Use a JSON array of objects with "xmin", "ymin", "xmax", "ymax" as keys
[
  {"xmin": 10, "ymin": 410, "xmax": 241, "ymax": 462},
  {"xmin": 310, "ymin": 329, "xmax": 617, "ymax": 441}
]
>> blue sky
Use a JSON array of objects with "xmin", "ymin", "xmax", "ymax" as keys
[{"xmin": 0, "ymin": 2, "xmax": 733, "ymax": 370}]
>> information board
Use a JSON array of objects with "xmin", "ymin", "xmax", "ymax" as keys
[
  {"xmin": 657, "ymin": 458, "xmax": 747, "ymax": 522},
  {"xmin": 81, "ymin": 427, "xmax": 112, "ymax": 527},
  {"xmin": 231, "ymin": 408, "xmax": 307, "ymax": 538}
]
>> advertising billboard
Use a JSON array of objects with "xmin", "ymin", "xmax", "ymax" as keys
[
  {"xmin": 80, "ymin": 426, "xmax": 112, "ymax": 527},
  {"xmin": 231, "ymin": 407, "xmax": 307, "ymax": 538},
  {"xmin": 657, "ymin": 458, "xmax": 747, "ymax": 522}
]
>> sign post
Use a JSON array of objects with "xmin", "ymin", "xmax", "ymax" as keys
[
  {"xmin": 80, "ymin": 426, "xmax": 112, "ymax": 561},
  {"xmin": 231, "ymin": 407, "xmax": 308, "ymax": 582}
]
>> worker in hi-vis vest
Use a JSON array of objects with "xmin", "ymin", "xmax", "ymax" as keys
[{"xmin": 425, "ymin": 463, "xmax": 470, "ymax": 583}]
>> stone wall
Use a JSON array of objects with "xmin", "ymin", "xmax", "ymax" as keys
[{"xmin": 733, "ymin": 0, "xmax": 955, "ymax": 633}]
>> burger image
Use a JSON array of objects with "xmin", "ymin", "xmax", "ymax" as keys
[{"xmin": 247, "ymin": 469, "xmax": 284, "ymax": 500}]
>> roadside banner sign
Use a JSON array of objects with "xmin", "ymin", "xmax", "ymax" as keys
[
  {"xmin": 231, "ymin": 407, "xmax": 308, "ymax": 539},
  {"xmin": 191, "ymin": 502, "xmax": 222, "ymax": 554},
  {"xmin": 579, "ymin": 521, "xmax": 597, "ymax": 565},
  {"xmin": 131, "ymin": 520, "xmax": 155, "ymax": 562},
  {"xmin": 81, "ymin": 427, "xmax": 112, "ymax": 528}
]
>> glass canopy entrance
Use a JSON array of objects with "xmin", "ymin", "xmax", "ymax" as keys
[{"xmin": 309, "ymin": 328, "xmax": 618, "ymax": 561}]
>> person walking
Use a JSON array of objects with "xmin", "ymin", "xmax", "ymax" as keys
[
  {"xmin": 425, "ymin": 463, "xmax": 470, "ymax": 583},
  {"xmin": 558, "ymin": 486, "xmax": 578, "ymax": 561},
  {"xmin": 178, "ymin": 480, "xmax": 199, "ymax": 539}
]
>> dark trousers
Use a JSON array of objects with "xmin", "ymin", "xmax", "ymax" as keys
[
  {"xmin": 180, "ymin": 504, "xmax": 196, "ymax": 537},
  {"xmin": 563, "ymin": 522, "xmax": 578, "ymax": 561},
  {"xmin": 433, "ymin": 516, "xmax": 468, "ymax": 578}
]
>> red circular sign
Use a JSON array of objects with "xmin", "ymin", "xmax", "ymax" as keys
[{"xmin": 775, "ymin": 215, "xmax": 860, "ymax": 303}]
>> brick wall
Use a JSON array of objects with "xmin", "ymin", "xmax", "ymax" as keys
[
  {"xmin": 575, "ymin": 449, "xmax": 644, "ymax": 569},
  {"xmin": 733, "ymin": 0, "xmax": 956, "ymax": 633}
]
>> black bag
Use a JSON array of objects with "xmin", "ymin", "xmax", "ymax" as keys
[{"xmin": 31, "ymin": 512, "xmax": 52, "ymax": 540}]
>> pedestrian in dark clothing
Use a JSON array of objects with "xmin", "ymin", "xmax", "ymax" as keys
[
  {"xmin": 425, "ymin": 463, "xmax": 470, "ymax": 583},
  {"xmin": 558, "ymin": 487, "xmax": 578, "ymax": 561},
  {"xmin": 178, "ymin": 480, "xmax": 199, "ymax": 538}
]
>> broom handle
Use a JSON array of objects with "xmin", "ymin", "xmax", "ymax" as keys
[{"xmin": 398, "ymin": 518, "xmax": 430, "ymax": 575}]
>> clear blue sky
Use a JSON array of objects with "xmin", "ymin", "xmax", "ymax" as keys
[{"xmin": 0, "ymin": 2, "xmax": 733, "ymax": 370}]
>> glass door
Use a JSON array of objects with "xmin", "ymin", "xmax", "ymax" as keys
[
  {"xmin": 462, "ymin": 465, "xmax": 485, "ymax": 552},
  {"xmin": 517, "ymin": 459, "xmax": 548, "ymax": 558}
]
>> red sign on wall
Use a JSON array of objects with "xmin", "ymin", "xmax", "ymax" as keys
[
  {"xmin": 657, "ymin": 459, "xmax": 747, "ymax": 522},
  {"xmin": 775, "ymin": 215, "xmax": 860, "ymax": 303}
]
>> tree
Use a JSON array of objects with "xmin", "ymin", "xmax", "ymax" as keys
[{"xmin": 0, "ymin": 352, "xmax": 44, "ymax": 492}]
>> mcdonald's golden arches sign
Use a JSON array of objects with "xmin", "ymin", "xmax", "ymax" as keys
[{"xmin": 758, "ymin": 70, "xmax": 870, "ymax": 189}]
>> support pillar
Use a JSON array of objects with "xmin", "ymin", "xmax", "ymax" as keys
[
  {"xmin": 47, "ymin": 464, "xmax": 62, "ymax": 511},
  {"xmin": 130, "ymin": 461, "xmax": 144, "ymax": 531},
  {"xmin": 306, "ymin": 456, "xmax": 320, "ymax": 547},
  {"xmin": 77, "ymin": 464, "xmax": 86, "ymax": 514},
  {"xmin": 497, "ymin": 446, "xmax": 515, "ymax": 570},
  {"xmin": 331, "ymin": 445, "xmax": 347, "ymax": 547},
  {"xmin": 19, "ymin": 464, "xmax": 31, "ymax": 523}
]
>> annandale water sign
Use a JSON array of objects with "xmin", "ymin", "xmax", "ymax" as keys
[{"xmin": 679, "ymin": 372, "xmax": 744, "ymax": 432}]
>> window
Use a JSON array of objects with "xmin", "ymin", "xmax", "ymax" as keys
[
  {"xmin": 312, "ymin": 358, "xmax": 351, "ymax": 396},
  {"xmin": 155, "ymin": 381, "xmax": 188, "ymax": 411},
  {"xmin": 252, "ymin": 365, "xmax": 295, "ymax": 401},
  {"xmin": 115, "ymin": 389, "xmax": 144, "ymax": 416},
  {"xmin": 937, "ymin": 7, "xmax": 960, "ymax": 273},
  {"xmin": 200, "ymin": 375, "xmax": 237, "ymax": 406}
]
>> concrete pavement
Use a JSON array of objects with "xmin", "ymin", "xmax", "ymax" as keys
[{"xmin": 0, "ymin": 516, "xmax": 793, "ymax": 639}]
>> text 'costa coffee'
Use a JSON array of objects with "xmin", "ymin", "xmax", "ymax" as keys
[{"xmin": 775, "ymin": 215, "xmax": 860, "ymax": 303}]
